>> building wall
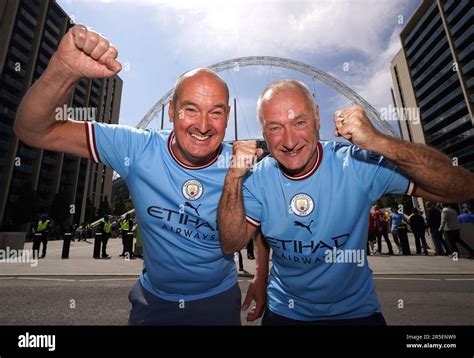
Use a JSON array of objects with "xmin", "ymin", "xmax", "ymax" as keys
[
  {"xmin": 391, "ymin": 49, "xmax": 427, "ymax": 145},
  {"xmin": 395, "ymin": 0, "xmax": 473, "ymax": 172},
  {"xmin": 0, "ymin": 0, "xmax": 122, "ymax": 228}
]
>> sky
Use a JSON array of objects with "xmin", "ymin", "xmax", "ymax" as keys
[{"xmin": 58, "ymin": 0, "xmax": 421, "ymax": 141}]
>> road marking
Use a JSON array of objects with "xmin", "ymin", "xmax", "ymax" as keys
[
  {"xmin": 444, "ymin": 278, "xmax": 474, "ymax": 281},
  {"xmin": 374, "ymin": 277, "xmax": 441, "ymax": 281},
  {"xmin": 17, "ymin": 277, "xmax": 76, "ymax": 282},
  {"xmin": 78, "ymin": 278, "xmax": 138, "ymax": 282},
  {"xmin": 0, "ymin": 277, "xmax": 15, "ymax": 280}
]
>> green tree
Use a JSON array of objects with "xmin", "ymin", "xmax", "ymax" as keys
[
  {"xmin": 97, "ymin": 196, "xmax": 111, "ymax": 219},
  {"xmin": 114, "ymin": 195, "xmax": 126, "ymax": 216},
  {"xmin": 84, "ymin": 197, "xmax": 95, "ymax": 223},
  {"xmin": 10, "ymin": 188, "xmax": 40, "ymax": 227},
  {"xmin": 399, "ymin": 195, "xmax": 414, "ymax": 215}
]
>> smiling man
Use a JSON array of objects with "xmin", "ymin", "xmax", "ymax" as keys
[
  {"xmin": 218, "ymin": 79, "xmax": 474, "ymax": 325},
  {"xmin": 14, "ymin": 25, "xmax": 267, "ymax": 325}
]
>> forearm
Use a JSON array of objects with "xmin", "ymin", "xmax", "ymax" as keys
[
  {"xmin": 254, "ymin": 233, "xmax": 269, "ymax": 281},
  {"xmin": 15, "ymin": 57, "xmax": 78, "ymax": 145},
  {"xmin": 368, "ymin": 134, "xmax": 474, "ymax": 201},
  {"xmin": 218, "ymin": 175, "xmax": 248, "ymax": 254}
]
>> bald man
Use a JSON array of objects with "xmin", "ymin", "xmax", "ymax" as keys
[{"xmin": 15, "ymin": 25, "xmax": 267, "ymax": 325}]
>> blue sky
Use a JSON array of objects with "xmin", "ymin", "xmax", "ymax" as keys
[{"xmin": 58, "ymin": 0, "xmax": 420, "ymax": 141}]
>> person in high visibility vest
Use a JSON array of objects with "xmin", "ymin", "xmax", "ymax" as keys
[
  {"xmin": 101, "ymin": 215, "xmax": 112, "ymax": 259},
  {"xmin": 35, "ymin": 214, "xmax": 50, "ymax": 258},
  {"xmin": 120, "ymin": 214, "xmax": 133, "ymax": 258},
  {"xmin": 134, "ymin": 226, "xmax": 143, "ymax": 258}
]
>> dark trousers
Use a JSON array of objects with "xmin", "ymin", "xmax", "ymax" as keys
[
  {"xmin": 398, "ymin": 227, "xmax": 411, "ymax": 255},
  {"xmin": 413, "ymin": 230, "xmax": 428, "ymax": 254},
  {"xmin": 430, "ymin": 228, "xmax": 451, "ymax": 255},
  {"xmin": 262, "ymin": 308, "xmax": 387, "ymax": 326},
  {"xmin": 124, "ymin": 232, "xmax": 134, "ymax": 258},
  {"xmin": 33, "ymin": 232, "xmax": 48, "ymax": 258},
  {"xmin": 376, "ymin": 227, "xmax": 393, "ymax": 254},
  {"xmin": 445, "ymin": 230, "xmax": 473, "ymax": 256},
  {"xmin": 246, "ymin": 239, "xmax": 254, "ymax": 258},
  {"xmin": 238, "ymin": 251, "xmax": 244, "ymax": 271},
  {"xmin": 101, "ymin": 233, "xmax": 110, "ymax": 257},
  {"xmin": 128, "ymin": 280, "xmax": 241, "ymax": 325},
  {"xmin": 121, "ymin": 230, "xmax": 127, "ymax": 255}
]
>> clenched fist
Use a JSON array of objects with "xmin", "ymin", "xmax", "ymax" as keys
[
  {"xmin": 50, "ymin": 25, "xmax": 122, "ymax": 82},
  {"xmin": 228, "ymin": 141, "xmax": 264, "ymax": 179},
  {"xmin": 334, "ymin": 105, "xmax": 382, "ymax": 150}
]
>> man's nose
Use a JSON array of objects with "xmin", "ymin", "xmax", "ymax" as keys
[
  {"xmin": 195, "ymin": 114, "xmax": 211, "ymax": 133},
  {"xmin": 282, "ymin": 128, "xmax": 298, "ymax": 150}
]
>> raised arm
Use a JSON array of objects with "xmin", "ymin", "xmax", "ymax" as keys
[
  {"xmin": 334, "ymin": 106, "xmax": 474, "ymax": 202},
  {"xmin": 14, "ymin": 25, "xmax": 121, "ymax": 157},
  {"xmin": 217, "ymin": 141, "xmax": 263, "ymax": 254}
]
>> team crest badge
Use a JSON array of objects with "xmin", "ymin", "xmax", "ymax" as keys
[
  {"xmin": 182, "ymin": 179, "xmax": 203, "ymax": 201},
  {"xmin": 290, "ymin": 193, "xmax": 314, "ymax": 216}
]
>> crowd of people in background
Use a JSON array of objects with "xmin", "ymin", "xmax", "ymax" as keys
[
  {"xmin": 26, "ymin": 212, "xmax": 142, "ymax": 260},
  {"xmin": 368, "ymin": 202, "xmax": 474, "ymax": 259},
  {"xmin": 24, "ymin": 202, "xmax": 474, "ymax": 262}
]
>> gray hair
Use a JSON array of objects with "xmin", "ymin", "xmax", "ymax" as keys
[
  {"xmin": 171, "ymin": 68, "xmax": 229, "ymax": 105},
  {"xmin": 256, "ymin": 79, "xmax": 317, "ymax": 123}
]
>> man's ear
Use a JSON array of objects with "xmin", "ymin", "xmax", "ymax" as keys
[
  {"xmin": 225, "ymin": 105, "xmax": 231, "ymax": 128},
  {"xmin": 168, "ymin": 100, "xmax": 174, "ymax": 123},
  {"xmin": 315, "ymin": 105, "xmax": 321, "ymax": 131}
]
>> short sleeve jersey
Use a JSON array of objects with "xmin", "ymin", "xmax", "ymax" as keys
[
  {"xmin": 85, "ymin": 121, "xmax": 236, "ymax": 301},
  {"xmin": 242, "ymin": 141, "xmax": 416, "ymax": 320}
]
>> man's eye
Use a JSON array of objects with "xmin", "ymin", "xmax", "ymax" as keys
[
  {"xmin": 295, "ymin": 121, "xmax": 305, "ymax": 126},
  {"xmin": 269, "ymin": 127, "xmax": 280, "ymax": 132},
  {"xmin": 185, "ymin": 108, "xmax": 197, "ymax": 112},
  {"xmin": 211, "ymin": 111, "xmax": 223, "ymax": 116}
]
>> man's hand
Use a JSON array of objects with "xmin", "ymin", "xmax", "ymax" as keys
[
  {"xmin": 228, "ymin": 141, "xmax": 264, "ymax": 179},
  {"xmin": 51, "ymin": 25, "xmax": 122, "ymax": 82},
  {"xmin": 241, "ymin": 277, "xmax": 267, "ymax": 321},
  {"xmin": 333, "ymin": 105, "xmax": 381, "ymax": 150},
  {"xmin": 14, "ymin": 25, "xmax": 121, "ymax": 158}
]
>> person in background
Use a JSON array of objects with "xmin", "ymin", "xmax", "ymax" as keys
[
  {"xmin": 389, "ymin": 206, "xmax": 404, "ymax": 254},
  {"xmin": 373, "ymin": 205, "xmax": 393, "ymax": 255},
  {"xmin": 408, "ymin": 208, "xmax": 429, "ymax": 255},
  {"xmin": 426, "ymin": 202, "xmax": 450, "ymax": 256},
  {"xmin": 101, "ymin": 215, "xmax": 112, "ymax": 259},
  {"xmin": 458, "ymin": 206, "xmax": 474, "ymax": 224},
  {"xmin": 439, "ymin": 203, "xmax": 474, "ymax": 259},
  {"xmin": 367, "ymin": 211, "xmax": 377, "ymax": 255},
  {"xmin": 34, "ymin": 214, "xmax": 50, "ymax": 259}
]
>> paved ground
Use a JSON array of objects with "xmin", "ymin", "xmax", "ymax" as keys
[
  {"xmin": 0, "ymin": 274, "xmax": 472, "ymax": 325},
  {"xmin": 1, "ymin": 235, "xmax": 473, "ymax": 276},
  {"xmin": 0, "ymin": 235, "xmax": 473, "ymax": 326}
]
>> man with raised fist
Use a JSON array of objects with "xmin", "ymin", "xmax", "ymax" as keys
[
  {"xmin": 15, "ymin": 25, "xmax": 267, "ymax": 325},
  {"xmin": 218, "ymin": 79, "xmax": 474, "ymax": 325}
]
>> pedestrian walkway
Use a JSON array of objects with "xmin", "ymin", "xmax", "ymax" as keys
[{"xmin": 0, "ymin": 234, "xmax": 472, "ymax": 276}]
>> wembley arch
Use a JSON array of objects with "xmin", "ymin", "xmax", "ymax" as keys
[{"xmin": 135, "ymin": 56, "xmax": 398, "ymax": 138}]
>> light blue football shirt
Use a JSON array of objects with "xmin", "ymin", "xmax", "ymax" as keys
[
  {"xmin": 243, "ymin": 141, "xmax": 416, "ymax": 321},
  {"xmin": 85, "ymin": 121, "xmax": 237, "ymax": 301},
  {"xmin": 390, "ymin": 212, "xmax": 405, "ymax": 230}
]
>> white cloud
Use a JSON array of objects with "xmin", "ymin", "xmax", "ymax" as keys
[
  {"xmin": 326, "ymin": 27, "xmax": 405, "ymax": 136},
  {"xmin": 144, "ymin": 0, "xmax": 410, "ymax": 58},
  {"xmin": 145, "ymin": 0, "xmax": 411, "ymax": 113},
  {"xmin": 87, "ymin": 0, "xmax": 412, "ymax": 135},
  {"xmin": 354, "ymin": 29, "xmax": 404, "ymax": 112}
]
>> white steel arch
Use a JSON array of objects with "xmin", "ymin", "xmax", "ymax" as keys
[{"xmin": 136, "ymin": 56, "xmax": 397, "ymax": 137}]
